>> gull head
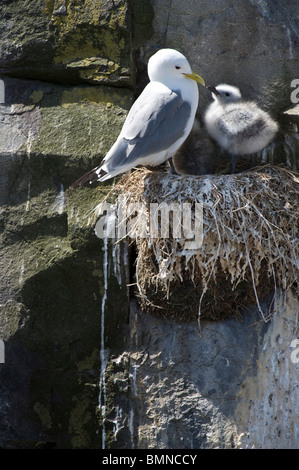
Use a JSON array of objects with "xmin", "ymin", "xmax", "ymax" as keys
[
  {"xmin": 207, "ymin": 84, "xmax": 242, "ymax": 103},
  {"xmin": 148, "ymin": 48, "xmax": 205, "ymax": 87}
]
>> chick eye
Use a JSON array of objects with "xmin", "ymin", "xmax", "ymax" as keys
[
  {"xmin": 225, "ymin": 92, "xmax": 230, "ymax": 97},
  {"xmin": 175, "ymin": 66, "xmax": 181, "ymax": 70}
]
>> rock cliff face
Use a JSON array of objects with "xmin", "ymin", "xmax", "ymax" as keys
[
  {"xmin": 147, "ymin": 0, "xmax": 299, "ymax": 114},
  {"xmin": 0, "ymin": 0, "xmax": 298, "ymax": 449},
  {"xmin": 0, "ymin": 76, "xmax": 131, "ymax": 448},
  {"xmin": 0, "ymin": 0, "xmax": 132, "ymax": 85},
  {"xmin": 109, "ymin": 293, "xmax": 299, "ymax": 449}
]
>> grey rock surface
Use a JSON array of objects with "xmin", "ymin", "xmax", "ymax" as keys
[
  {"xmin": 0, "ymin": 0, "xmax": 134, "ymax": 86},
  {"xmin": 146, "ymin": 0, "xmax": 299, "ymax": 116},
  {"xmin": 107, "ymin": 292, "xmax": 299, "ymax": 449}
]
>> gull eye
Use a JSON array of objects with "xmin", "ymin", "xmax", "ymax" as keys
[
  {"xmin": 225, "ymin": 92, "xmax": 230, "ymax": 97},
  {"xmin": 175, "ymin": 66, "xmax": 181, "ymax": 70}
]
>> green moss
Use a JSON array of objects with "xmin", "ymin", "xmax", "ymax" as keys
[
  {"xmin": 68, "ymin": 382, "xmax": 101, "ymax": 449},
  {"xmin": 34, "ymin": 403, "xmax": 52, "ymax": 430},
  {"xmin": 0, "ymin": 0, "xmax": 154, "ymax": 86},
  {"xmin": 26, "ymin": 83, "xmax": 132, "ymax": 173},
  {"xmin": 0, "ymin": 71, "xmax": 132, "ymax": 450},
  {"xmin": 50, "ymin": 0, "xmax": 132, "ymax": 85},
  {"xmin": 60, "ymin": 84, "xmax": 132, "ymax": 108},
  {"xmin": 42, "ymin": 0, "xmax": 55, "ymax": 19},
  {"xmin": 77, "ymin": 348, "xmax": 99, "ymax": 372},
  {"xmin": 30, "ymin": 90, "xmax": 44, "ymax": 104},
  {"xmin": 0, "ymin": 301, "xmax": 25, "ymax": 341},
  {"xmin": 3, "ymin": 161, "xmax": 128, "ymax": 447}
]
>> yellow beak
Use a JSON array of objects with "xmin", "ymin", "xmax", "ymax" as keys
[{"xmin": 184, "ymin": 72, "xmax": 205, "ymax": 86}]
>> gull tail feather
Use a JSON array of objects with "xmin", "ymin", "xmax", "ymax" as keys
[{"xmin": 70, "ymin": 166, "xmax": 107, "ymax": 189}]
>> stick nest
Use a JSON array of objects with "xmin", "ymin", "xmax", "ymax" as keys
[{"xmin": 102, "ymin": 165, "xmax": 299, "ymax": 322}]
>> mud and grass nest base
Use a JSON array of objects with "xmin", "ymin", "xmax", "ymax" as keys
[{"xmin": 100, "ymin": 165, "xmax": 298, "ymax": 322}]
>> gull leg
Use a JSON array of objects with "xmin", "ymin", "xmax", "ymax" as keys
[
  {"xmin": 250, "ymin": 154, "xmax": 255, "ymax": 168},
  {"xmin": 231, "ymin": 154, "xmax": 237, "ymax": 174},
  {"xmin": 169, "ymin": 157, "xmax": 178, "ymax": 175}
]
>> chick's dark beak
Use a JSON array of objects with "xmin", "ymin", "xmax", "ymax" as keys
[{"xmin": 206, "ymin": 85, "xmax": 221, "ymax": 96}]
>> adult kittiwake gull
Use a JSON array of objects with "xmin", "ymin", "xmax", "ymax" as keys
[
  {"xmin": 70, "ymin": 49, "xmax": 205, "ymax": 187},
  {"xmin": 204, "ymin": 84, "xmax": 279, "ymax": 173}
]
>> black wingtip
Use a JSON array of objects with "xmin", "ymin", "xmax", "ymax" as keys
[{"xmin": 69, "ymin": 167, "xmax": 107, "ymax": 189}]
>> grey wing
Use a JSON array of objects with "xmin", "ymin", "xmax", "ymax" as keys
[{"xmin": 105, "ymin": 85, "xmax": 192, "ymax": 170}]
